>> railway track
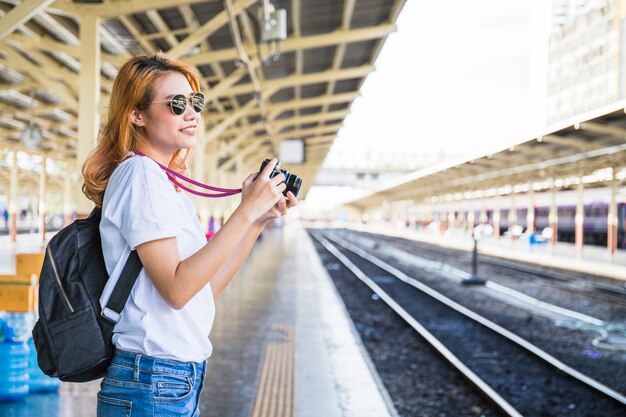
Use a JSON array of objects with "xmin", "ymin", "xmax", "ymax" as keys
[
  {"xmin": 310, "ymin": 230, "xmax": 626, "ymax": 417},
  {"xmin": 343, "ymin": 229, "xmax": 626, "ymax": 307}
]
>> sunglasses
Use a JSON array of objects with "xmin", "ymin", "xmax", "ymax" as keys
[{"xmin": 151, "ymin": 92, "xmax": 205, "ymax": 116}]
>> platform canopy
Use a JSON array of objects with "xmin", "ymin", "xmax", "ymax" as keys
[
  {"xmin": 345, "ymin": 100, "xmax": 626, "ymax": 210},
  {"xmin": 0, "ymin": 0, "xmax": 406, "ymax": 198}
]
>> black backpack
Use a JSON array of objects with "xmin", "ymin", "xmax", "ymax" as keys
[{"xmin": 32, "ymin": 207, "xmax": 142, "ymax": 382}]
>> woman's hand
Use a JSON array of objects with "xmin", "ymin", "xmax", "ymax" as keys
[
  {"xmin": 237, "ymin": 159, "xmax": 287, "ymax": 222},
  {"xmin": 256, "ymin": 191, "xmax": 299, "ymax": 225}
]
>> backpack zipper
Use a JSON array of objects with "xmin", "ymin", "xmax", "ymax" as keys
[{"xmin": 46, "ymin": 246, "xmax": 75, "ymax": 313}]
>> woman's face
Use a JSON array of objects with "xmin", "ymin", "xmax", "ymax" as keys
[{"xmin": 138, "ymin": 72, "xmax": 201, "ymax": 156}]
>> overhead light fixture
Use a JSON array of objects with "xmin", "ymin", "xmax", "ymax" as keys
[
  {"xmin": 21, "ymin": 90, "xmax": 42, "ymax": 149},
  {"xmin": 21, "ymin": 125, "xmax": 43, "ymax": 149},
  {"xmin": 247, "ymin": 0, "xmax": 287, "ymax": 64}
]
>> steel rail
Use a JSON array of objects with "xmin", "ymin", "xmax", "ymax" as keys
[
  {"xmin": 311, "ymin": 231, "xmax": 524, "ymax": 417},
  {"xmin": 345, "ymin": 232, "xmax": 608, "ymax": 326},
  {"xmin": 318, "ymin": 230, "xmax": 626, "ymax": 407},
  {"xmin": 356, "ymin": 231, "xmax": 626, "ymax": 304}
]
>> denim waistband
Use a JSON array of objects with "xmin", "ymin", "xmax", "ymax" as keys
[{"xmin": 112, "ymin": 349, "xmax": 206, "ymax": 378}]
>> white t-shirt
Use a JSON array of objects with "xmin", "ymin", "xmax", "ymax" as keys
[{"xmin": 99, "ymin": 155, "xmax": 215, "ymax": 363}]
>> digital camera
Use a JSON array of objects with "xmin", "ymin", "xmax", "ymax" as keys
[{"xmin": 259, "ymin": 159, "xmax": 302, "ymax": 197}]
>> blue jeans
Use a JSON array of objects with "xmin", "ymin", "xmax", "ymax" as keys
[{"xmin": 97, "ymin": 349, "xmax": 207, "ymax": 417}]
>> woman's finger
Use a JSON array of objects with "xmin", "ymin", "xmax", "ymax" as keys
[
  {"xmin": 286, "ymin": 192, "xmax": 298, "ymax": 208},
  {"xmin": 276, "ymin": 197, "xmax": 287, "ymax": 215},
  {"xmin": 243, "ymin": 172, "xmax": 258, "ymax": 187},
  {"xmin": 269, "ymin": 172, "xmax": 286, "ymax": 186},
  {"xmin": 260, "ymin": 158, "xmax": 279, "ymax": 178}
]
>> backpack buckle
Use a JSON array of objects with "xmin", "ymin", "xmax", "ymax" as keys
[{"xmin": 100, "ymin": 308, "xmax": 121, "ymax": 326}]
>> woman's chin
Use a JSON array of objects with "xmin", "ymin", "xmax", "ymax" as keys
[{"xmin": 177, "ymin": 135, "xmax": 196, "ymax": 148}]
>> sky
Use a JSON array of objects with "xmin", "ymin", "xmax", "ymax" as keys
[{"xmin": 323, "ymin": 0, "xmax": 551, "ymax": 168}]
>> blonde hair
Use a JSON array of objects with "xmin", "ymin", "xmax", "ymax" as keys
[{"xmin": 82, "ymin": 53, "xmax": 201, "ymax": 206}]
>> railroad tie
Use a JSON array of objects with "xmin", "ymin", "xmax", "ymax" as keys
[{"xmin": 249, "ymin": 323, "xmax": 295, "ymax": 417}]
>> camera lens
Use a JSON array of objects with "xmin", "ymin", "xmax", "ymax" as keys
[{"xmin": 283, "ymin": 171, "xmax": 302, "ymax": 197}]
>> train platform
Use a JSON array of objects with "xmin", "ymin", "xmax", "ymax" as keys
[
  {"xmin": 0, "ymin": 221, "xmax": 397, "ymax": 417},
  {"xmin": 347, "ymin": 223, "xmax": 626, "ymax": 282}
]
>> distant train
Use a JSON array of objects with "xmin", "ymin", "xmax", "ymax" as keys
[{"xmin": 417, "ymin": 187, "xmax": 626, "ymax": 249}]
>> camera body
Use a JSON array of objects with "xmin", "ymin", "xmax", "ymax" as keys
[{"xmin": 259, "ymin": 159, "xmax": 302, "ymax": 197}]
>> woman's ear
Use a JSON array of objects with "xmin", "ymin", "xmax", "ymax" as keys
[{"xmin": 130, "ymin": 109, "xmax": 144, "ymax": 126}]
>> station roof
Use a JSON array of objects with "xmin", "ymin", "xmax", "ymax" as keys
[
  {"xmin": 345, "ymin": 100, "xmax": 626, "ymax": 210},
  {"xmin": 0, "ymin": 0, "xmax": 406, "ymax": 198}
]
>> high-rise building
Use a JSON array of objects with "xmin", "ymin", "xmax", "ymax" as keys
[
  {"xmin": 547, "ymin": 0, "xmax": 625, "ymax": 123},
  {"xmin": 552, "ymin": 0, "xmax": 606, "ymax": 29}
]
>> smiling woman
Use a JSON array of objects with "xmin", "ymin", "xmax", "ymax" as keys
[{"xmin": 81, "ymin": 53, "xmax": 298, "ymax": 417}]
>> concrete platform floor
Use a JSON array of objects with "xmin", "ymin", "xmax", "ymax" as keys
[{"xmin": 0, "ymin": 221, "xmax": 397, "ymax": 417}]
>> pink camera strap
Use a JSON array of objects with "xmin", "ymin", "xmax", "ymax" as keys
[{"xmin": 132, "ymin": 149, "xmax": 242, "ymax": 198}]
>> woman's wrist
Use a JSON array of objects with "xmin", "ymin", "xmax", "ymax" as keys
[
  {"xmin": 232, "ymin": 204, "xmax": 257, "ymax": 226},
  {"xmin": 253, "ymin": 216, "xmax": 270, "ymax": 228}
]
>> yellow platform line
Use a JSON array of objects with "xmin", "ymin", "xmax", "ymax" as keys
[{"xmin": 250, "ymin": 323, "xmax": 295, "ymax": 417}]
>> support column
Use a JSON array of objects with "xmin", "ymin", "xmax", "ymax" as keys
[
  {"xmin": 39, "ymin": 157, "xmax": 47, "ymax": 241},
  {"xmin": 549, "ymin": 182, "xmax": 558, "ymax": 246},
  {"xmin": 508, "ymin": 192, "xmax": 517, "ymax": 234},
  {"xmin": 493, "ymin": 206, "xmax": 500, "ymax": 239},
  {"xmin": 447, "ymin": 211, "xmax": 455, "ymax": 232},
  {"xmin": 526, "ymin": 187, "xmax": 535, "ymax": 235},
  {"xmin": 467, "ymin": 209, "xmax": 475, "ymax": 232},
  {"xmin": 9, "ymin": 150, "xmax": 18, "ymax": 242},
  {"xmin": 575, "ymin": 175, "xmax": 584, "ymax": 253},
  {"xmin": 608, "ymin": 168, "xmax": 618, "ymax": 256},
  {"xmin": 77, "ymin": 13, "xmax": 101, "ymax": 216},
  {"xmin": 493, "ymin": 196, "xmax": 501, "ymax": 239},
  {"xmin": 479, "ymin": 202, "xmax": 487, "ymax": 224},
  {"xmin": 63, "ymin": 165, "xmax": 74, "ymax": 226}
]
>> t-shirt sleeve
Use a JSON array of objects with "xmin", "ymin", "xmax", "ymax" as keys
[{"xmin": 103, "ymin": 157, "xmax": 183, "ymax": 250}]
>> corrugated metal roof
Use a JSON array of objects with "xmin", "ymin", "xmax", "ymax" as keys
[{"xmin": 0, "ymin": 0, "xmax": 405, "ymax": 198}]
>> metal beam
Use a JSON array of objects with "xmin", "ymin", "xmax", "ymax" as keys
[
  {"xmin": 579, "ymin": 121, "xmax": 626, "ymax": 139},
  {"xmin": 6, "ymin": 33, "xmax": 120, "ymax": 63},
  {"xmin": 273, "ymin": 110, "xmax": 349, "ymax": 131},
  {"xmin": 118, "ymin": 15, "xmax": 156, "ymax": 54},
  {"xmin": 204, "ymin": 99, "xmax": 257, "ymax": 144},
  {"xmin": 542, "ymin": 134, "xmax": 605, "ymax": 152},
  {"xmin": 51, "ymin": 0, "xmax": 209, "ymax": 18},
  {"xmin": 274, "ymin": 123, "xmax": 342, "ymax": 141},
  {"xmin": 225, "ymin": 65, "xmax": 374, "ymax": 97},
  {"xmin": 268, "ymin": 92, "xmax": 357, "ymax": 116},
  {"xmin": 167, "ymin": 0, "xmax": 257, "ymax": 59},
  {"xmin": 184, "ymin": 24, "xmax": 396, "ymax": 66},
  {"xmin": 0, "ymin": 44, "xmax": 78, "ymax": 107},
  {"xmin": 0, "ymin": 0, "xmax": 56, "ymax": 41}
]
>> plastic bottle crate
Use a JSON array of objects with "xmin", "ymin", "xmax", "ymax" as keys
[{"xmin": 0, "ymin": 323, "xmax": 29, "ymax": 402}]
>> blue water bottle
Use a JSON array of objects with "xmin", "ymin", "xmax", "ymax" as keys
[{"xmin": 0, "ymin": 318, "xmax": 29, "ymax": 402}]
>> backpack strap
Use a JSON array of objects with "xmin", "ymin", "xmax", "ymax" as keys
[{"xmin": 100, "ymin": 250, "xmax": 142, "ymax": 326}]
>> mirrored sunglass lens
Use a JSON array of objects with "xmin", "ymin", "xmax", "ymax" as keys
[
  {"xmin": 170, "ymin": 95, "xmax": 187, "ymax": 115},
  {"xmin": 191, "ymin": 93, "xmax": 205, "ymax": 113}
]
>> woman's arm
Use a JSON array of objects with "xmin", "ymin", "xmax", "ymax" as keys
[
  {"xmin": 210, "ymin": 191, "xmax": 297, "ymax": 300},
  {"xmin": 135, "ymin": 160, "xmax": 291, "ymax": 309}
]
